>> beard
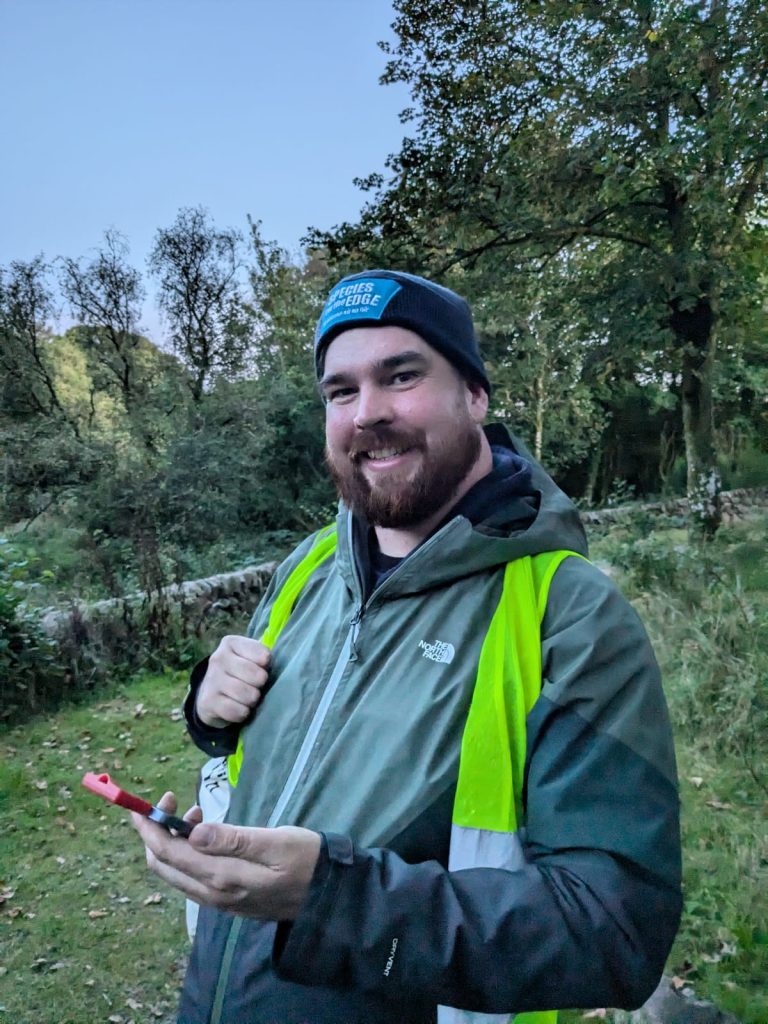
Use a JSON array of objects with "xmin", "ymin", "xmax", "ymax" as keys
[{"xmin": 325, "ymin": 411, "xmax": 482, "ymax": 529}]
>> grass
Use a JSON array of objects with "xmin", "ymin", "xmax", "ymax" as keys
[
  {"xmin": 591, "ymin": 512, "xmax": 768, "ymax": 1023},
  {"xmin": 0, "ymin": 672, "xmax": 200, "ymax": 1024}
]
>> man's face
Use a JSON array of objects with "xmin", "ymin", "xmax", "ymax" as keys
[{"xmin": 320, "ymin": 326, "xmax": 487, "ymax": 528}]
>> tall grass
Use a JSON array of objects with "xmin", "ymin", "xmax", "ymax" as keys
[{"xmin": 592, "ymin": 514, "xmax": 768, "ymax": 1022}]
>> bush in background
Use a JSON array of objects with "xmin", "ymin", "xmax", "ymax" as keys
[
  {"xmin": 0, "ymin": 538, "xmax": 65, "ymax": 721},
  {"xmin": 594, "ymin": 515, "xmax": 768, "ymax": 788}
]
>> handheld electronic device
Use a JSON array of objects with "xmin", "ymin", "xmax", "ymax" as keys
[{"xmin": 81, "ymin": 771, "xmax": 194, "ymax": 837}]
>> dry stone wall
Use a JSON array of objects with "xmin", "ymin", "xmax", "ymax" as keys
[
  {"xmin": 41, "ymin": 562, "xmax": 278, "ymax": 671},
  {"xmin": 39, "ymin": 488, "xmax": 767, "ymax": 668}
]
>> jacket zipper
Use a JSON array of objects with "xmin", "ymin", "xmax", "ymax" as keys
[
  {"xmin": 210, "ymin": 519, "xmax": 365, "ymax": 1024},
  {"xmin": 210, "ymin": 517, "xmax": 465, "ymax": 1021}
]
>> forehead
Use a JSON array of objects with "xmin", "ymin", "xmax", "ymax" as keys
[{"xmin": 322, "ymin": 325, "xmax": 436, "ymax": 377}]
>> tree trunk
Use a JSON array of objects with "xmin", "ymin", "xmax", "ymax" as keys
[
  {"xmin": 584, "ymin": 433, "xmax": 604, "ymax": 507},
  {"xmin": 673, "ymin": 297, "xmax": 721, "ymax": 537},
  {"xmin": 534, "ymin": 368, "xmax": 545, "ymax": 462}
]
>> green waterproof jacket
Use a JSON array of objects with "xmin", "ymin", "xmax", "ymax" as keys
[{"xmin": 181, "ymin": 426, "xmax": 682, "ymax": 1024}]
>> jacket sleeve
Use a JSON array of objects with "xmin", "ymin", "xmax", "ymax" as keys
[{"xmin": 273, "ymin": 559, "xmax": 682, "ymax": 1013}]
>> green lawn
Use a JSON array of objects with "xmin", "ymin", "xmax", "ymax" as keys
[{"xmin": 0, "ymin": 672, "xmax": 198, "ymax": 1024}]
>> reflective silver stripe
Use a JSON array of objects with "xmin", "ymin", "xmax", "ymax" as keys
[
  {"xmin": 266, "ymin": 623, "xmax": 355, "ymax": 827},
  {"xmin": 448, "ymin": 824, "xmax": 527, "ymax": 872},
  {"xmin": 438, "ymin": 1006, "xmax": 512, "ymax": 1023},
  {"xmin": 438, "ymin": 826, "xmax": 525, "ymax": 1024}
]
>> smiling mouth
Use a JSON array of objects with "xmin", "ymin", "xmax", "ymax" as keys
[{"xmin": 360, "ymin": 447, "xmax": 411, "ymax": 461}]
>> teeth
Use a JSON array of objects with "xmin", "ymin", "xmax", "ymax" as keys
[{"xmin": 366, "ymin": 447, "xmax": 405, "ymax": 460}]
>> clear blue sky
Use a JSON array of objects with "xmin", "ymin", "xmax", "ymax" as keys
[{"xmin": 0, "ymin": 0, "xmax": 409, "ymax": 277}]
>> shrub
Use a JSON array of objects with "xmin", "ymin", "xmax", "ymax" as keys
[
  {"xmin": 0, "ymin": 538, "xmax": 66, "ymax": 721},
  {"xmin": 594, "ymin": 517, "xmax": 768, "ymax": 788}
]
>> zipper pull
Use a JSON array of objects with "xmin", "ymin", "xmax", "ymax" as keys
[{"xmin": 349, "ymin": 606, "xmax": 364, "ymax": 661}]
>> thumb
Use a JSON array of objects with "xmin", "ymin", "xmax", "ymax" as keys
[{"xmin": 189, "ymin": 822, "xmax": 267, "ymax": 860}]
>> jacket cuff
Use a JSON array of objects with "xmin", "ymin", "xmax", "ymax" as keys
[
  {"xmin": 183, "ymin": 656, "xmax": 240, "ymax": 756},
  {"xmin": 272, "ymin": 832, "xmax": 353, "ymax": 980}
]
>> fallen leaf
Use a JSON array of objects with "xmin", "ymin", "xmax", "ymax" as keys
[
  {"xmin": 126, "ymin": 998, "xmax": 143, "ymax": 1010},
  {"xmin": 706, "ymin": 800, "xmax": 733, "ymax": 810},
  {"xmin": 101, "ymin": 747, "xmax": 116, "ymax": 753},
  {"xmin": 31, "ymin": 957, "xmax": 48, "ymax": 971},
  {"xmin": 0, "ymin": 888, "xmax": 15, "ymax": 904},
  {"xmin": 84, "ymin": 978, "xmax": 95, "ymax": 987},
  {"xmin": 49, "ymin": 961, "xmax": 67, "ymax": 971},
  {"xmin": 88, "ymin": 909, "xmax": 108, "ymax": 919},
  {"xmin": 6, "ymin": 907, "xmax": 22, "ymax": 919},
  {"xmin": 143, "ymin": 892, "xmax": 163, "ymax": 905},
  {"xmin": 56, "ymin": 857, "xmax": 66, "ymax": 866},
  {"xmin": 108, "ymin": 1016, "xmax": 124, "ymax": 1023},
  {"xmin": 134, "ymin": 703, "xmax": 146, "ymax": 718},
  {"xmin": 688, "ymin": 776, "xmax": 704, "ymax": 788},
  {"xmin": 583, "ymin": 1011, "xmax": 607, "ymax": 1020},
  {"xmin": 170, "ymin": 709, "xmax": 183, "ymax": 721},
  {"xmin": 33, "ymin": 779, "xmax": 48, "ymax": 791}
]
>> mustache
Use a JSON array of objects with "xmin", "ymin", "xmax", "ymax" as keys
[{"xmin": 347, "ymin": 428, "xmax": 423, "ymax": 462}]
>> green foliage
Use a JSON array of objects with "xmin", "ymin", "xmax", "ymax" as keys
[
  {"xmin": 312, "ymin": 0, "xmax": 768, "ymax": 529},
  {"xmin": 590, "ymin": 513, "xmax": 768, "ymax": 1022},
  {"xmin": 593, "ymin": 514, "xmax": 768, "ymax": 787},
  {"xmin": 148, "ymin": 206, "xmax": 257, "ymax": 401},
  {"xmin": 0, "ymin": 538, "xmax": 65, "ymax": 722}
]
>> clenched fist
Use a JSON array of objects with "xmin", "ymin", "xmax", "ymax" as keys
[{"xmin": 196, "ymin": 635, "xmax": 272, "ymax": 728}]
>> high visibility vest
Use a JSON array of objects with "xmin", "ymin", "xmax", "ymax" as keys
[{"xmin": 228, "ymin": 525, "xmax": 581, "ymax": 1024}]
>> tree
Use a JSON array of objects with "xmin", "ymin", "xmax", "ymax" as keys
[
  {"xmin": 247, "ymin": 218, "xmax": 328, "ymax": 377},
  {"xmin": 148, "ymin": 207, "xmax": 257, "ymax": 401},
  {"xmin": 59, "ymin": 230, "xmax": 146, "ymax": 411},
  {"xmin": 315, "ymin": 0, "xmax": 768, "ymax": 533},
  {"xmin": 0, "ymin": 258, "xmax": 74, "ymax": 430}
]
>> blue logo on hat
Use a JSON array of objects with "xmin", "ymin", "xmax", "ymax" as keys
[{"xmin": 316, "ymin": 278, "xmax": 402, "ymax": 343}]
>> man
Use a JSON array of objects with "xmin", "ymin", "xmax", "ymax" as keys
[{"xmin": 133, "ymin": 270, "xmax": 682, "ymax": 1024}]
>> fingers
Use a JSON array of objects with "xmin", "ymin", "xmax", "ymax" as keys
[
  {"xmin": 156, "ymin": 791, "xmax": 178, "ymax": 813},
  {"xmin": 188, "ymin": 823, "xmax": 271, "ymax": 861},
  {"xmin": 197, "ymin": 636, "xmax": 272, "ymax": 727},
  {"xmin": 132, "ymin": 811, "xmax": 322, "ymax": 919},
  {"xmin": 212, "ymin": 636, "xmax": 271, "ymax": 674},
  {"xmin": 184, "ymin": 804, "xmax": 203, "ymax": 826},
  {"xmin": 222, "ymin": 635, "xmax": 271, "ymax": 668}
]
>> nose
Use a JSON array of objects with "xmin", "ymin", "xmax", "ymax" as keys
[{"xmin": 353, "ymin": 382, "xmax": 393, "ymax": 430}]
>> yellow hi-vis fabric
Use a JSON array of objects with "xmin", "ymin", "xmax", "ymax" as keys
[
  {"xmin": 227, "ymin": 525, "xmax": 582, "ymax": 1023},
  {"xmin": 226, "ymin": 525, "xmax": 337, "ymax": 787},
  {"xmin": 439, "ymin": 550, "xmax": 580, "ymax": 1024}
]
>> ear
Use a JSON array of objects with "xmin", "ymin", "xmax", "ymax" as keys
[{"xmin": 465, "ymin": 380, "xmax": 488, "ymax": 424}]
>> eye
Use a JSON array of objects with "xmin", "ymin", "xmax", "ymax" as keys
[
  {"xmin": 326, "ymin": 386, "xmax": 357, "ymax": 404},
  {"xmin": 390, "ymin": 370, "xmax": 420, "ymax": 386}
]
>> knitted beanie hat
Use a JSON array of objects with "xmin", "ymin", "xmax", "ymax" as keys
[{"xmin": 314, "ymin": 270, "xmax": 490, "ymax": 395}]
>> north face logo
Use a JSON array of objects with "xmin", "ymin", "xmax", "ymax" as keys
[{"xmin": 418, "ymin": 639, "xmax": 455, "ymax": 664}]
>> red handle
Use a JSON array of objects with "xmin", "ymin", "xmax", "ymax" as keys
[{"xmin": 82, "ymin": 772, "xmax": 154, "ymax": 816}]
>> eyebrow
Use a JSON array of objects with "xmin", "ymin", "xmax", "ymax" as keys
[{"xmin": 319, "ymin": 350, "xmax": 429, "ymax": 390}]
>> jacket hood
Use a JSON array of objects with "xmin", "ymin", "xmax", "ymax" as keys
[{"xmin": 335, "ymin": 423, "xmax": 588, "ymax": 601}]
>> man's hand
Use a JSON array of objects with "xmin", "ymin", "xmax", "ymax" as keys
[
  {"xmin": 132, "ymin": 793, "xmax": 321, "ymax": 921},
  {"xmin": 196, "ymin": 635, "xmax": 272, "ymax": 728}
]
